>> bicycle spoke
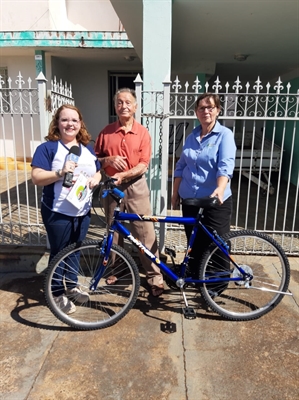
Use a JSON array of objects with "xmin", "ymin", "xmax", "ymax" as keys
[
  {"xmin": 44, "ymin": 241, "xmax": 140, "ymax": 330},
  {"xmin": 199, "ymin": 230, "xmax": 290, "ymax": 321}
]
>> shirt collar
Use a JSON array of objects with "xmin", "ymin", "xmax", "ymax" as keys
[
  {"xmin": 115, "ymin": 119, "xmax": 138, "ymax": 135},
  {"xmin": 195, "ymin": 120, "xmax": 222, "ymax": 137}
]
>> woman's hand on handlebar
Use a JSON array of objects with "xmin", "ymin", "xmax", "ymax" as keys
[{"xmin": 210, "ymin": 188, "xmax": 224, "ymax": 204}]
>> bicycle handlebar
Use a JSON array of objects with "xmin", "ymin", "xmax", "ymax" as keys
[
  {"xmin": 100, "ymin": 178, "xmax": 125, "ymax": 200},
  {"xmin": 102, "ymin": 187, "xmax": 125, "ymax": 199},
  {"xmin": 182, "ymin": 196, "xmax": 221, "ymax": 208},
  {"xmin": 99, "ymin": 179, "xmax": 221, "ymax": 206}
]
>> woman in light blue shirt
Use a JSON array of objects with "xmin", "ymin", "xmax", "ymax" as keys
[{"xmin": 171, "ymin": 93, "xmax": 236, "ymax": 290}]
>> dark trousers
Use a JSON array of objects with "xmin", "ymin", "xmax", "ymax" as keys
[
  {"xmin": 182, "ymin": 196, "xmax": 232, "ymax": 280},
  {"xmin": 41, "ymin": 204, "xmax": 91, "ymax": 296}
]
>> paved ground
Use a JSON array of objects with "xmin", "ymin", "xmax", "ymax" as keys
[{"xmin": 0, "ymin": 256, "xmax": 298, "ymax": 400}]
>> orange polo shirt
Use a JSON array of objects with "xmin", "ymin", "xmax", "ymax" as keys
[{"xmin": 94, "ymin": 120, "xmax": 152, "ymax": 177}]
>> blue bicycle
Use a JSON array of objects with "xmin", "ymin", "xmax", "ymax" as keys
[{"xmin": 44, "ymin": 179, "xmax": 291, "ymax": 330}]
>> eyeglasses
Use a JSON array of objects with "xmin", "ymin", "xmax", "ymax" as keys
[
  {"xmin": 60, "ymin": 118, "xmax": 81, "ymax": 125},
  {"xmin": 197, "ymin": 106, "xmax": 216, "ymax": 113}
]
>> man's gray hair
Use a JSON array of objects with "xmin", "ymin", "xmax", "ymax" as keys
[{"xmin": 114, "ymin": 88, "xmax": 137, "ymax": 104}]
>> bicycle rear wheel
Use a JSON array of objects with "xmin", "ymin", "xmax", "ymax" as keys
[
  {"xmin": 199, "ymin": 230, "xmax": 290, "ymax": 321},
  {"xmin": 44, "ymin": 240, "xmax": 140, "ymax": 330}
]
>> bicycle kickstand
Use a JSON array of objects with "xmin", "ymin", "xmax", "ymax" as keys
[{"xmin": 181, "ymin": 288, "xmax": 196, "ymax": 320}]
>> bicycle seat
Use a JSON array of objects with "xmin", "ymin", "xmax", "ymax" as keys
[{"xmin": 181, "ymin": 196, "xmax": 220, "ymax": 209}]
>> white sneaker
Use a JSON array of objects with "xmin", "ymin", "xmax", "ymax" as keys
[
  {"xmin": 54, "ymin": 294, "xmax": 76, "ymax": 314},
  {"xmin": 66, "ymin": 286, "xmax": 90, "ymax": 304}
]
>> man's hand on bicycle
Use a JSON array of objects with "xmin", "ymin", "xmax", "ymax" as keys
[
  {"xmin": 100, "ymin": 177, "xmax": 117, "ymax": 188},
  {"xmin": 110, "ymin": 173, "xmax": 126, "ymax": 186}
]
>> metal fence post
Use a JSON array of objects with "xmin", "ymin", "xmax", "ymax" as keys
[
  {"xmin": 36, "ymin": 72, "xmax": 49, "ymax": 141},
  {"xmin": 36, "ymin": 72, "xmax": 50, "ymax": 248},
  {"xmin": 159, "ymin": 76, "xmax": 171, "ymax": 252},
  {"xmin": 134, "ymin": 73, "xmax": 143, "ymax": 123}
]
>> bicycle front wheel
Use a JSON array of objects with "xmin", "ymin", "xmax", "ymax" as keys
[
  {"xmin": 199, "ymin": 230, "xmax": 290, "ymax": 321},
  {"xmin": 44, "ymin": 240, "xmax": 140, "ymax": 330}
]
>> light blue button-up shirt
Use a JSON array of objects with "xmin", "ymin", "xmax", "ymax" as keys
[{"xmin": 174, "ymin": 121, "xmax": 236, "ymax": 201}]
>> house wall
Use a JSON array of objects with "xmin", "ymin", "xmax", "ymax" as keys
[
  {"xmin": 1, "ymin": 1, "xmax": 49, "ymax": 30},
  {"xmin": 1, "ymin": 56, "xmax": 35, "ymax": 82},
  {"xmin": 67, "ymin": 64, "xmax": 144, "ymax": 138},
  {"xmin": 1, "ymin": 0, "xmax": 120, "ymax": 31},
  {"xmin": 66, "ymin": 0, "xmax": 121, "ymax": 31},
  {"xmin": 0, "ymin": 52, "xmax": 142, "ymax": 149},
  {"xmin": 67, "ymin": 64, "xmax": 109, "ymax": 138}
]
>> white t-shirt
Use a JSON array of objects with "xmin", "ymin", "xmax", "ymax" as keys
[{"xmin": 31, "ymin": 140, "xmax": 101, "ymax": 216}]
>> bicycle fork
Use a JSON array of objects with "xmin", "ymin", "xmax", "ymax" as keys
[{"xmin": 89, "ymin": 234, "xmax": 113, "ymax": 291}]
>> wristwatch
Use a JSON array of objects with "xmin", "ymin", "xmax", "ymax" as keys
[{"xmin": 55, "ymin": 169, "xmax": 63, "ymax": 178}]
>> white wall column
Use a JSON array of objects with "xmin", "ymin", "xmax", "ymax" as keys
[{"xmin": 142, "ymin": 0, "xmax": 172, "ymax": 215}]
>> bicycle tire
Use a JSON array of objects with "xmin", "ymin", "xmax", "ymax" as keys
[
  {"xmin": 44, "ymin": 240, "xmax": 140, "ymax": 330},
  {"xmin": 198, "ymin": 230, "xmax": 290, "ymax": 321}
]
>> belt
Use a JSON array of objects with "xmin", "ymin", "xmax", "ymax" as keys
[
  {"xmin": 105, "ymin": 173, "xmax": 143, "ymax": 185},
  {"xmin": 121, "ymin": 174, "xmax": 143, "ymax": 184}
]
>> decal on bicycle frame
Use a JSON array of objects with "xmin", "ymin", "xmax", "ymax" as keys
[
  {"xmin": 128, "ymin": 233, "xmax": 161, "ymax": 264},
  {"xmin": 137, "ymin": 214, "xmax": 166, "ymax": 222}
]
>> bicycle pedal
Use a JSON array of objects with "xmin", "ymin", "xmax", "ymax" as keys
[
  {"xmin": 160, "ymin": 321, "xmax": 177, "ymax": 334},
  {"xmin": 183, "ymin": 307, "xmax": 196, "ymax": 319}
]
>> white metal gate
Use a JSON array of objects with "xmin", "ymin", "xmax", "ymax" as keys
[
  {"xmin": 135, "ymin": 76, "xmax": 299, "ymax": 255},
  {"xmin": 0, "ymin": 72, "xmax": 74, "ymax": 246}
]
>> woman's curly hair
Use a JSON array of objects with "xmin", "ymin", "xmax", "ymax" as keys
[{"xmin": 45, "ymin": 104, "xmax": 91, "ymax": 146}]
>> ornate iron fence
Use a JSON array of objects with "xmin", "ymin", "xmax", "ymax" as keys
[
  {"xmin": 135, "ymin": 75, "xmax": 299, "ymax": 255},
  {"xmin": 1, "ymin": 72, "xmax": 298, "ymax": 255}
]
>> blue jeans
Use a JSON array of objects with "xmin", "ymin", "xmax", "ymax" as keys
[{"xmin": 41, "ymin": 204, "xmax": 91, "ymax": 296}]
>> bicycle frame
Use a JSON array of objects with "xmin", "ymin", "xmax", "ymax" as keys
[
  {"xmin": 44, "ymin": 183, "xmax": 291, "ymax": 328},
  {"xmin": 90, "ymin": 200, "xmax": 251, "ymax": 291}
]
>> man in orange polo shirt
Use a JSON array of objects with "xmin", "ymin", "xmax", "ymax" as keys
[{"xmin": 94, "ymin": 88, "xmax": 164, "ymax": 297}]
